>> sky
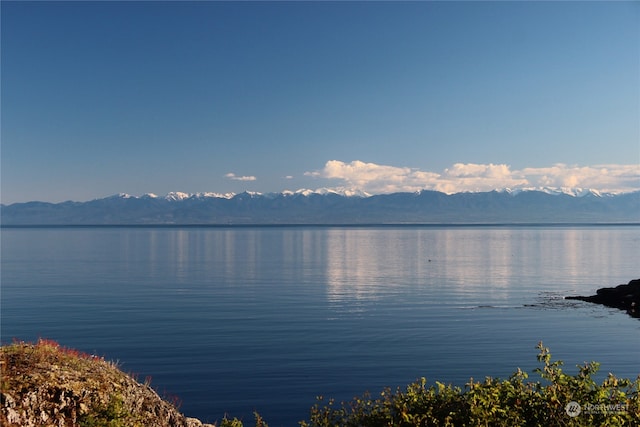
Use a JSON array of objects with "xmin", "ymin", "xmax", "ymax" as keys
[{"xmin": 1, "ymin": 0, "xmax": 639, "ymax": 204}]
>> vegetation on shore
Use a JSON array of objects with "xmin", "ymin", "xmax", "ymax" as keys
[
  {"xmin": 1, "ymin": 339, "xmax": 213, "ymax": 427},
  {"xmin": 2, "ymin": 340, "xmax": 638, "ymax": 426},
  {"xmin": 293, "ymin": 342, "xmax": 639, "ymax": 427}
]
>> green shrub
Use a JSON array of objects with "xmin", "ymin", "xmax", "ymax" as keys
[
  {"xmin": 220, "ymin": 412, "xmax": 269, "ymax": 427},
  {"xmin": 213, "ymin": 342, "xmax": 638, "ymax": 426},
  {"xmin": 78, "ymin": 394, "xmax": 141, "ymax": 427},
  {"xmin": 296, "ymin": 342, "xmax": 639, "ymax": 427}
]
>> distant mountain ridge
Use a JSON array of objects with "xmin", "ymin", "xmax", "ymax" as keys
[
  {"xmin": 1, "ymin": 189, "xmax": 638, "ymax": 225},
  {"xmin": 108, "ymin": 187, "xmax": 373, "ymax": 201}
]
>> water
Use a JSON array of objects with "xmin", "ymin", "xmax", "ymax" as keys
[{"xmin": 2, "ymin": 225, "xmax": 639, "ymax": 425}]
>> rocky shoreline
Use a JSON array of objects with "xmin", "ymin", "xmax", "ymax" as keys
[
  {"xmin": 1, "ymin": 340, "xmax": 215, "ymax": 427},
  {"xmin": 566, "ymin": 279, "xmax": 640, "ymax": 319}
]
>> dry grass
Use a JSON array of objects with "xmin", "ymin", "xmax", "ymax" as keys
[{"xmin": 1, "ymin": 339, "xmax": 212, "ymax": 427}]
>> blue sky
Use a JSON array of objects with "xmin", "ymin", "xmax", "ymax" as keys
[{"xmin": 2, "ymin": 1, "xmax": 639, "ymax": 203}]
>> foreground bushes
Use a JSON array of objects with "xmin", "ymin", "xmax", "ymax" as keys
[{"xmin": 222, "ymin": 342, "xmax": 639, "ymax": 427}]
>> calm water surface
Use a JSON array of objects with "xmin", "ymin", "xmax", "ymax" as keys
[{"xmin": 2, "ymin": 226, "xmax": 639, "ymax": 425}]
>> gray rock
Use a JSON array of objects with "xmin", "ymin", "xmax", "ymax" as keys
[{"xmin": 566, "ymin": 279, "xmax": 640, "ymax": 318}]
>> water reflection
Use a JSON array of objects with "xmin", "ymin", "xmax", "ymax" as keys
[
  {"xmin": 324, "ymin": 229, "xmax": 418, "ymax": 304},
  {"xmin": 112, "ymin": 226, "xmax": 634, "ymax": 310},
  {"xmin": 321, "ymin": 227, "xmax": 636, "ymax": 309},
  {"xmin": 322, "ymin": 228, "xmax": 514, "ymax": 307}
]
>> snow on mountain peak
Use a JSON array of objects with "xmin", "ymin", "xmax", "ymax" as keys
[
  {"xmin": 285, "ymin": 187, "xmax": 371, "ymax": 197},
  {"xmin": 106, "ymin": 187, "xmax": 616, "ymax": 202},
  {"xmin": 498, "ymin": 187, "xmax": 606, "ymax": 197},
  {"xmin": 160, "ymin": 192, "xmax": 238, "ymax": 201},
  {"xmin": 105, "ymin": 193, "xmax": 135, "ymax": 199},
  {"xmin": 164, "ymin": 192, "xmax": 191, "ymax": 201},
  {"xmin": 108, "ymin": 192, "xmax": 239, "ymax": 201},
  {"xmin": 237, "ymin": 191, "xmax": 263, "ymax": 198},
  {"xmin": 280, "ymin": 189, "xmax": 313, "ymax": 197},
  {"xmin": 197, "ymin": 192, "xmax": 235, "ymax": 199}
]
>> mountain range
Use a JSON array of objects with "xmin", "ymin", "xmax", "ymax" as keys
[{"xmin": 1, "ymin": 189, "xmax": 638, "ymax": 225}]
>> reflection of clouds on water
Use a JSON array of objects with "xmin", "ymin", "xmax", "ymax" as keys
[
  {"xmin": 432, "ymin": 229, "xmax": 513, "ymax": 294},
  {"xmin": 119, "ymin": 226, "xmax": 632, "ymax": 313},
  {"xmin": 320, "ymin": 226, "xmax": 632, "ymax": 312},
  {"xmin": 325, "ymin": 229, "xmax": 379, "ymax": 303},
  {"xmin": 533, "ymin": 228, "xmax": 626, "ymax": 288},
  {"xmin": 120, "ymin": 228, "xmax": 267, "ymax": 286},
  {"xmin": 322, "ymin": 228, "xmax": 522, "ymax": 309},
  {"xmin": 323, "ymin": 229, "xmax": 426, "ymax": 307}
]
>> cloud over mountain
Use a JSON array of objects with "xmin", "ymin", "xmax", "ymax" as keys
[
  {"xmin": 305, "ymin": 160, "xmax": 439, "ymax": 194},
  {"xmin": 225, "ymin": 172, "xmax": 257, "ymax": 182},
  {"xmin": 520, "ymin": 164, "xmax": 639, "ymax": 192},
  {"xmin": 307, "ymin": 160, "xmax": 639, "ymax": 195}
]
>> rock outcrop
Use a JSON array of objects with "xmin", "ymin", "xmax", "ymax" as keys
[
  {"xmin": 1, "ymin": 339, "xmax": 215, "ymax": 427},
  {"xmin": 566, "ymin": 279, "xmax": 640, "ymax": 319}
]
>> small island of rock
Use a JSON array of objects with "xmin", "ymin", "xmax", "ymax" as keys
[{"xmin": 566, "ymin": 279, "xmax": 640, "ymax": 319}]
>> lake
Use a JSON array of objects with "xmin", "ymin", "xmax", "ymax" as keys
[{"xmin": 1, "ymin": 225, "xmax": 639, "ymax": 425}]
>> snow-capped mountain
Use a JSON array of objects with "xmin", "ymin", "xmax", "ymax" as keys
[
  {"xmin": 111, "ymin": 191, "xmax": 238, "ymax": 201},
  {"xmin": 282, "ymin": 188, "xmax": 372, "ymax": 198},
  {"xmin": 500, "ymin": 187, "xmax": 612, "ymax": 197},
  {"xmin": 2, "ymin": 189, "xmax": 638, "ymax": 225},
  {"xmin": 103, "ymin": 188, "xmax": 371, "ymax": 201},
  {"xmin": 98, "ymin": 187, "xmax": 615, "ymax": 202}
]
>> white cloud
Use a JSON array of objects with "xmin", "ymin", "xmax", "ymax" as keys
[
  {"xmin": 306, "ymin": 160, "xmax": 639, "ymax": 194},
  {"xmin": 225, "ymin": 172, "xmax": 256, "ymax": 182},
  {"xmin": 305, "ymin": 160, "xmax": 439, "ymax": 194},
  {"xmin": 439, "ymin": 163, "xmax": 528, "ymax": 193},
  {"xmin": 520, "ymin": 163, "xmax": 640, "ymax": 192}
]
